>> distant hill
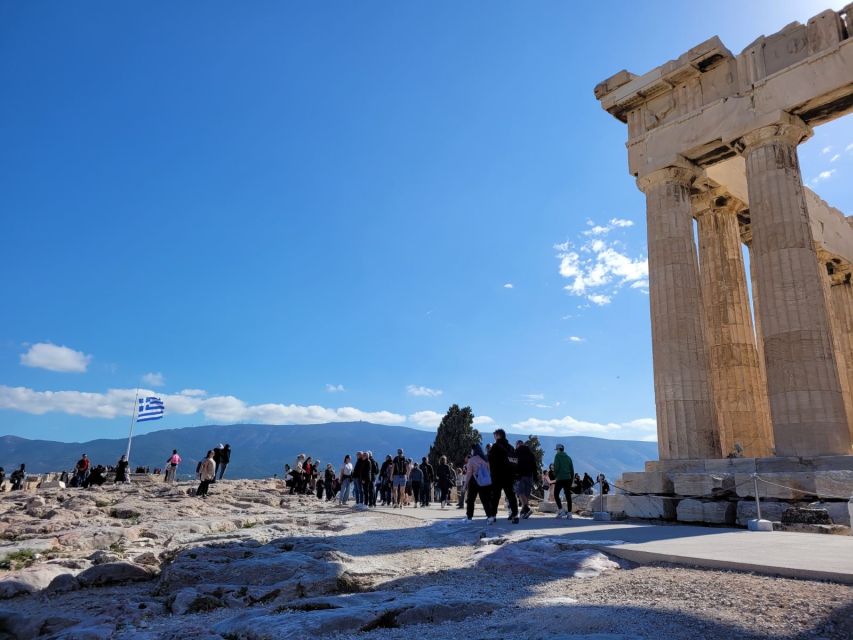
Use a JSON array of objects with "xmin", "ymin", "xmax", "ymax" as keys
[{"xmin": 0, "ymin": 422, "xmax": 657, "ymax": 481}]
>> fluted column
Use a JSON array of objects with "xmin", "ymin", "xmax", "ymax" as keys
[
  {"xmin": 638, "ymin": 166, "xmax": 720, "ymax": 460},
  {"xmin": 828, "ymin": 272, "xmax": 853, "ymax": 448},
  {"xmin": 694, "ymin": 192, "xmax": 774, "ymax": 457},
  {"xmin": 740, "ymin": 117, "xmax": 850, "ymax": 456}
]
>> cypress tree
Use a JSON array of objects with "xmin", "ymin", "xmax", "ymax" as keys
[{"xmin": 428, "ymin": 404, "xmax": 482, "ymax": 468}]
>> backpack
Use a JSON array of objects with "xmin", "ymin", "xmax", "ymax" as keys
[
  {"xmin": 393, "ymin": 456, "xmax": 407, "ymax": 476},
  {"xmin": 474, "ymin": 461, "xmax": 492, "ymax": 487}
]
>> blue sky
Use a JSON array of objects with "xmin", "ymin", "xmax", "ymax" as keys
[{"xmin": 1, "ymin": 0, "xmax": 851, "ymax": 443}]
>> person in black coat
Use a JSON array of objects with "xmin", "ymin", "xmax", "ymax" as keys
[
  {"xmin": 420, "ymin": 457, "xmax": 434, "ymax": 507},
  {"xmin": 218, "ymin": 444, "xmax": 231, "ymax": 480},
  {"xmin": 488, "ymin": 428, "xmax": 519, "ymax": 523}
]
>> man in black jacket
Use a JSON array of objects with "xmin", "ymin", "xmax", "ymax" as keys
[
  {"xmin": 514, "ymin": 440, "xmax": 537, "ymax": 519},
  {"xmin": 218, "ymin": 444, "xmax": 231, "ymax": 480},
  {"xmin": 366, "ymin": 451, "xmax": 379, "ymax": 507},
  {"xmin": 488, "ymin": 429, "xmax": 519, "ymax": 524},
  {"xmin": 420, "ymin": 456, "xmax": 434, "ymax": 507}
]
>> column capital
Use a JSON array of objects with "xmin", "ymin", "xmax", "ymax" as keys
[
  {"xmin": 737, "ymin": 114, "xmax": 812, "ymax": 152},
  {"xmin": 636, "ymin": 163, "xmax": 701, "ymax": 193},
  {"xmin": 691, "ymin": 188, "xmax": 746, "ymax": 219}
]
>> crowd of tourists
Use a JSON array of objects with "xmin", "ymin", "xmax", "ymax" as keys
[
  {"xmin": 2, "ymin": 431, "xmax": 610, "ymax": 523},
  {"xmin": 281, "ymin": 428, "xmax": 607, "ymax": 523}
]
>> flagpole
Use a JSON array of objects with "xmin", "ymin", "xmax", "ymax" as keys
[{"xmin": 125, "ymin": 387, "xmax": 140, "ymax": 463}]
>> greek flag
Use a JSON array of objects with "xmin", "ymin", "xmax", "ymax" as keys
[{"xmin": 137, "ymin": 396, "xmax": 165, "ymax": 422}]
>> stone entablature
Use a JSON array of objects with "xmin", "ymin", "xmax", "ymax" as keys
[{"xmin": 595, "ymin": 6, "xmax": 853, "ymax": 178}]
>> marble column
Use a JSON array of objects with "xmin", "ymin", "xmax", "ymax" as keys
[
  {"xmin": 740, "ymin": 117, "xmax": 850, "ymax": 456},
  {"xmin": 694, "ymin": 192, "xmax": 773, "ymax": 458},
  {"xmin": 638, "ymin": 166, "xmax": 720, "ymax": 460},
  {"xmin": 828, "ymin": 272, "xmax": 853, "ymax": 447}
]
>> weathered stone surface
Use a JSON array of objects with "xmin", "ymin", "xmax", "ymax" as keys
[
  {"xmin": 672, "ymin": 473, "xmax": 735, "ymax": 497},
  {"xmin": 736, "ymin": 500, "xmax": 789, "ymax": 526},
  {"xmin": 735, "ymin": 471, "xmax": 853, "ymax": 500},
  {"xmin": 676, "ymin": 499, "xmax": 736, "ymax": 525},
  {"xmin": 621, "ymin": 495, "xmax": 679, "ymax": 520},
  {"xmin": 0, "ymin": 565, "xmax": 70, "ymax": 599},
  {"xmin": 781, "ymin": 507, "xmax": 833, "ymax": 525},
  {"xmin": 76, "ymin": 562, "xmax": 154, "ymax": 587},
  {"xmin": 620, "ymin": 472, "xmax": 674, "ymax": 495}
]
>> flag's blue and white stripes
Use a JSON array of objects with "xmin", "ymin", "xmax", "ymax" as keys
[{"xmin": 137, "ymin": 396, "xmax": 165, "ymax": 422}]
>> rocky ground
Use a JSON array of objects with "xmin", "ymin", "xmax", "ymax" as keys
[{"xmin": 0, "ymin": 479, "xmax": 850, "ymax": 640}]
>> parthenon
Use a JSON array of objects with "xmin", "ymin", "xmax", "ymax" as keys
[{"xmin": 596, "ymin": 6, "xmax": 853, "ymax": 462}]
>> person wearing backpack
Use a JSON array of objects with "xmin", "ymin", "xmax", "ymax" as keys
[
  {"xmin": 488, "ymin": 428, "xmax": 520, "ymax": 524},
  {"xmin": 464, "ymin": 444, "xmax": 496, "ymax": 522},
  {"xmin": 392, "ymin": 449, "xmax": 408, "ymax": 508}
]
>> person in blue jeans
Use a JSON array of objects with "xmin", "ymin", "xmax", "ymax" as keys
[{"xmin": 339, "ymin": 454, "xmax": 354, "ymax": 504}]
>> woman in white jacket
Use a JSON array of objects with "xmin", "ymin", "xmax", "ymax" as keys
[{"xmin": 196, "ymin": 450, "xmax": 216, "ymax": 499}]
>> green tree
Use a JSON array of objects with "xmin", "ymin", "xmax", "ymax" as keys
[
  {"xmin": 428, "ymin": 404, "xmax": 482, "ymax": 468},
  {"xmin": 526, "ymin": 434, "xmax": 545, "ymax": 490}
]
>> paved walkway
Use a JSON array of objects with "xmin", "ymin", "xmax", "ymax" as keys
[{"xmin": 378, "ymin": 504, "xmax": 853, "ymax": 583}]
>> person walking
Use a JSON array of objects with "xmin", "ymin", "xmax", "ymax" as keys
[
  {"xmin": 409, "ymin": 463, "xmax": 423, "ymax": 508},
  {"xmin": 367, "ymin": 451, "xmax": 379, "ymax": 507},
  {"xmin": 436, "ymin": 456, "xmax": 454, "ymax": 508},
  {"xmin": 218, "ymin": 444, "xmax": 232, "ymax": 480},
  {"xmin": 165, "ymin": 450, "xmax": 181, "ymax": 483},
  {"xmin": 339, "ymin": 455, "xmax": 354, "ymax": 505},
  {"xmin": 73, "ymin": 454, "xmax": 90, "ymax": 488},
  {"xmin": 196, "ymin": 450, "xmax": 216, "ymax": 498},
  {"xmin": 465, "ymin": 444, "xmax": 496, "ymax": 522},
  {"xmin": 456, "ymin": 462, "xmax": 466, "ymax": 508},
  {"xmin": 488, "ymin": 429, "xmax": 520, "ymax": 524},
  {"xmin": 324, "ymin": 463, "xmax": 335, "ymax": 501},
  {"xmin": 10, "ymin": 464, "xmax": 26, "ymax": 491},
  {"xmin": 420, "ymin": 457, "xmax": 434, "ymax": 507},
  {"xmin": 391, "ymin": 449, "xmax": 407, "ymax": 508},
  {"xmin": 553, "ymin": 444, "xmax": 575, "ymax": 519},
  {"xmin": 115, "ymin": 455, "xmax": 129, "ymax": 483},
  {"xmin": 514, "ymin": 440, "xmax": 536, "ymax": 519},
  {"xmin": 352, "ymin": 452, "xmax": 365, "ymax": 504},
  {"xmin": 212, "ymin": 446, "xmax": 223, "ymax": 483}
]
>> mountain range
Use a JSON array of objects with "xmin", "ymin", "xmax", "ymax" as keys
[{"xmin": 0, "ymin": 422, "xmax": 657, "ymax": 481}]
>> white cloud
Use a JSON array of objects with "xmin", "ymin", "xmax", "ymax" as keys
[
  {"xmin": 821, "ymin": 146, "xmax": 832, "ymax": 154},
  {"xmin": 503, "ymin": 283, "xmax": 514, "ymax": 289},
  {"xmin": 556, "ymin": 224, "xmax": 647, "ymax": 306},
  {"xmin": 0, "ymin": 385, "xmax": 405, "ymax": 426},
  {"xmin": 567, "ymin": 336, "xmax": 584, "ymax": 343},
  {"xmin": 406, "ymin": 385, "xmax": 443, "ymax": 398},
  {"xmin": 522, "ymin": 393, "xmax": 545, "ymax": 401},
  {"xmin": 511, "ymin": 414, "xmax": 657, "ymax": 440},
  {"xmin": 325, "ymin": 384, "xmax": 345, "ymax": 393},
  {"xmin": 179, "ymin": 389, "xmax": 207, "ymax": 397},
  {"xmin": 141, "ymin": 372, "xmax": 165, "ymax": 387},
  {"xmin": 20, "ymin": 343, "xmax": 92, "ymax": 373},
  {"xmin": 473, "ymin": 415, "xmax": 495, "ymax": 426},
  {"xmin": 584, "ymin": 225, "xmax": 610, "ymax": 236},
  {"xmin": 812, "ymin": 169, "xmax": 836, "ymax": 184},
  {"xmin": 408, "ymin": 410, "xmax": 443, "ymax": 428},
  {"xmin": 830, "ymin": 154, "xmax": 840, "ymax": 163},
  {"xmin": 846, "ymin": 142, "xmax": 853, "ymax": 152}
]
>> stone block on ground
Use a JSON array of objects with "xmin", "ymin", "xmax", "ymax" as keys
[
  {"xmin": 807, "ymin": 501, "xmax": 851, "ymax": 526},
  {"xmin": 673, "ymin": 473, "xmax": 735, "ymax": 497},
  {"xmin": 676, "ymin": 499, "xmax": 736, "ymax": 525},
  {"xmin": 735, "ymin": 472, "xmax": 816, "ymax": 499},
  {"xmin": 570, "ymin": 495, "xmax": 593, "ymax": 513},
  {"xmin": 538, "ymin": 500, "xmax": 557, "ymax": 513},
  {"xmin": 589, "ymin": 494, "xmax": 626, "ymax": 515},
  {"xmin": 619, "ymin": 471, "xmax": 673, "ymax": 495},
  {"xmin": 781, "ymin": 507, "xmax": 832, "ymax": 525},
  {"xmin": 621, "ymin": 495, "xmax": 679, "ymax": 520},
  {"xmin": 736, "ymin": 500, "xmax": 789, "ymax": 526}
]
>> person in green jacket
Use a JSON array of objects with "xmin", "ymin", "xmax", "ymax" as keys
[{"xmin": 553, "ymin": 444, "xmax": 574, "ymax": 519}]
